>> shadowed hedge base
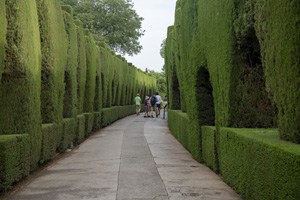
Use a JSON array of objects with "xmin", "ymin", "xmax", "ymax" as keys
[
  {"xmin": 101, "ymin": 106, "xmax": 136, "ymax": 128},
  {"xmin": 0, "ymin": 135, "xmax": 30, "ymax": 192},
  {"xmin": 165, "ymin": 0, "xmax": 299, "ymax": 199},
  {"xmin": 0, "ymin": 0, "xmax": 156, "ymax": 193}
]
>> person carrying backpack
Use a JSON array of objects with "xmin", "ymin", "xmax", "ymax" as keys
[{"xmin": 150, "ymin": 94, "xmax": 156, "ymax": 118}]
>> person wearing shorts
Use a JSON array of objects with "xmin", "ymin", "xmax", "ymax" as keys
[
  {"xmin": 134, "ymin": 93, "xmax": 142, "ymax": 115},
  {"xmin": 155, "ymin": 92, "xmax": 162, "ymax": 117},
  {"xmin": 144, "ymin": 96, "xmax": 150, "ymax": 117}
]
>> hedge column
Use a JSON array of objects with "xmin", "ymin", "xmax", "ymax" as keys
[
  {"xmin": 255, "ymin": 0, "xmax": 300, "ymax": 143},
  {"xmin": 36, "ymin": 0, "xmax": 68, "ymax": 125},
  {"xmin": 0, "ymin": 0, "xmax": 42, "ymax": 168},
  {"xmin": 0, "ymin": 0, "xmax": 6, "ymax": 82}
]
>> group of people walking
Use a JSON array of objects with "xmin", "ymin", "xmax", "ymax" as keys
[{"xmin": 134, "ymin": 92, "xmax": 167, "ymax": 118}]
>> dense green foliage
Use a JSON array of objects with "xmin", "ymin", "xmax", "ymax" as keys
[
  {"xmin": 0, "ymin": 0, "xmax": 42, "ymax": 169},
  {"xmin": 0, "ymin": 0, "xmax": 155, "ymax": 193},
  {"xmin": 255, "ymin": 0, "xmax": 300, "ymax": 142},
  {"xmin": 62, "ymin": 6, "xmax": 78, "ymax": 119},
  {"xmin": 60, "ymin": 0, "xmax": 144, "ymax": 55},
  {"xmin": 165, "ymin": 0, "xmax": 300, "ymax": 199},
  {"xmin": 40, "ymin": 124, "xmax": 59, "ymax": 163},
  {"xmin": 0, "ymin": 0, "xmax": 5, "ymax": 82},
  {"xmin": 76, "ymin": 114, "xmax": 86, "ymax": 143},
  {"xmin": 37, "ymin": 0, "xmax": 68, "ymax": 124},
  {"xmin": 146, "ymin": 70, "xmax": 167, "ymax": 98},
  {"xmin": 201, "ymin": 126, "xmax": 217, "ymax": 172},
  {"xmin": 60, "ymin": 118, "xmax": 76, "ymax": 151},
  {"xmin": 219, "ymin": 128, "xmax": 300, "ymax": 200},
  {"xmin": 101, "ymin": 105, "xmax": 136, "ymax": 127},
  {"xmin": 0, "ymin": 135, "xmax": 30, "ymax": 192}
]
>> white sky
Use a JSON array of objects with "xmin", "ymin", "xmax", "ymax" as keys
[{"xmin": 124, "ymin": 0, "xmax": 177, "ymax": 72}]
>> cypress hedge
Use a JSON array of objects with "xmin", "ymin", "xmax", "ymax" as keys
[
  {"xmin": 0, "ymin": 135, "xmax": 30, "ymax": 192},
  {"xmin": 201, "ymin": 126, "xmax": 217, "ymax": 172},
  {"xmin": 0, "ymin": 0, "xmax": 156, "ymax": 193},
  {"xmin": 219, "ymin": 128, "xmax": 300, "ymax": 200},
  {"xmin": 40, "ymin": 124, "xmax": 58, "ymax": 163},
  {"xmin": 36, "ymin": 0, "xmax": 68, "ymax": 124},
  {"xmin": 62, "ymin": 6, "xmax": 78, "ymax": 119},
  {"xmin": 165, "ymin": 0, "xmax": 300, "ymax": 199},
  {"xmin": 0, "ymin": 0, "xmax": 5, "ymax": 82},
  {"xmin": 75, "ymin": 20, "xmax": 87, "ymax": 115},
  {"xmin": 101, "ymin": 106, "xmax": 136, "ymax": 128},
  {"xmin": 0, "ymin": 0, "xmax": 42, "ymax": 169},
  {"xmin": 255, "ymin": 0, "xmax": 300, "ymax": 143},
  {"xmin": 76, "ymin": 114, "xmax": 85, "ymax": 143},
  {"xmin": 84, "ymin": 32, "xmax": 97, "ymax": 113}
]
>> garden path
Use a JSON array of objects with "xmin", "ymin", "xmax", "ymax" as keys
[{"xmin": 5, "ymin": 114, "xmax": 241, "ymax": 200}]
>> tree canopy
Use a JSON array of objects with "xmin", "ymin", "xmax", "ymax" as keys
[
  {"xmin": 147, "ymin": 70, "xmax": 167, "ymax": 98},
  {"xmin": 60, "ymin": 0, "xmax": 144, "ymax": 56}
]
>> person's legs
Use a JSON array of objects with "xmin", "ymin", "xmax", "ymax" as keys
[
  {"xmin": 144, "ymin": 105, "xmax": 148, "ymax": 117},
  {"xmin": 148, "ymin": 105, "xmax": 151, "ymax": 117},
  {"xmin": 151, "ymin": 106, "xmax": 155, "ymax": 117},
  {"xmin": 155, "ymin": 104, "xmax": 158, "ymax": 117},
  {"xmin": 136, "ymin": 105, "xmax": 141, "ymax": 115},
  {"xmin": 157, "ymin": 104, "xmax": 161, "ymax": 116}
]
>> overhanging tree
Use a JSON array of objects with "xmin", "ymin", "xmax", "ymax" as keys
[{"xmin": 60, "ymin": 0, "xmax": 144, "ymax": 55}]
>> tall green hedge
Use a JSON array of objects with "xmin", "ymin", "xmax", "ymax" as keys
[
  {"xmin": 84, "ymin": 32, "xmax": 97, "ymax": 113},
  {"xmin": 101, "ymin": 105, "xmax": 136, "ymax": 128},
  {"xmin": 75, "ymin": 20, "xmax": 87, "ymax": 115},
  {"xmin": 62, "ymin": 6, "xmax": 78, "ymax": 119},
  {"xmin": 219, "ymin": 128, "xmax": 300, "ymax": 200},
  {"xmin": 0, "ymin": 0, "xmax": 156, "ymax": 193},
  {"xmin": 255, "ymin": 0, "xmax": 300, "ymax": 143},
  {"xmin": 0, "ymin": 0, "xmax": 42, "ymax": 168},
  {"xmin": 165, "ymin": 0, "xmax": 300, "ymax": 199},
  {"xmin": 36, "ymin": 0, "xmax": 68, "ymax": 124},
  {"xmin": 165, "ymin": 0, "xmax": 299, "ymax": 142},
  {"xmin": 0, "ymin": 0, "xmax": 6, "ymax": 82},
  {"xmin": 0, "ymin": 135, "xmax": 30, "ymax": 192}
]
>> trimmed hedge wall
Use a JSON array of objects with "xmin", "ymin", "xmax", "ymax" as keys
[
  {"xmin": 76, "ymin": 114, "xmax": 85, "ymax": 143},
  {"xmin": 40, "ymin": 123, "xmax": 58, "ymax": 163},
  {"xmin": 84, "ymin": 113, "xmax": 94, "ymax": 136},
  {"xmin": 255, "ymin": 0, "xmax": 300, "ymax": 142},
  {"xmin": 201, "ymin": 126, "xmax": 217, "ymax": 172},
  {"xmin": 0, "ymin": 0, "xmax": 156, "ymax": 193},
  {"xmin": 0, "ymin": 135, "xmax": 30, "ymax": 192},
  {"xmin": 0, "ymin": 0, "xmax": 5, "ymax": 82},
  {"xmin": 219, "ymin": 128, "xmax": 300, "ymax": 200},
  {"xmin": 168, "ymin": 110, "xmax": 201, "ymax": 161},
  {"xmin": 37, "ymin": 0, "xmax": 67, "ymax": 124},
  {"xmin": 165, "ymin": 0, "xmax": 300, "ymax": 199},
  {"xmin": 60, "ymin": 118, "xmax": 76, "ymax": 152},
  {"xmin": 93, "ymin": 112, "xmax": 101, "ymax": 131},
  {"xmin": 168, "ymin": 110, "xmax": 189, "ymax": 150},
  {"xmin": 75, "ymin": 20, "xmax": 87, "ymax": 115},
  {"xmin": 62, "ymin": 6, "xmax": 78, "ymax": 119},
  {"xmin": 101, "ymin": 105, "xmax": 136, "ymax": 128},
  {"xmin": 0, "ymin": 0, "xmax": 42, "ymax": 169}
]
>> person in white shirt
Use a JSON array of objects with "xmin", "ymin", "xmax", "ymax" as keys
[{"xmin": 155, "ymin": 92, "xmax": 162, "ymax": 117}]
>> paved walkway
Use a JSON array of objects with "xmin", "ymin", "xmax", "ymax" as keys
[{"xmin": 5, "ymin": 115, "xmax": 241, "ymax": 200}]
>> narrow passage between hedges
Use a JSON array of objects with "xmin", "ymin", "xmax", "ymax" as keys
[{"xmin": 5, "ymin": 115, "xmax": 241, "ymax": 200}]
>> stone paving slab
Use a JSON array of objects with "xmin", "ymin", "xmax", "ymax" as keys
[
  {"xmin": 144, "ymin": 119, "xmax": 241, "ymax": 200},
  {"xmin": 4, "ymin": 114, "xmax": 242, "ymax": 200}
]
